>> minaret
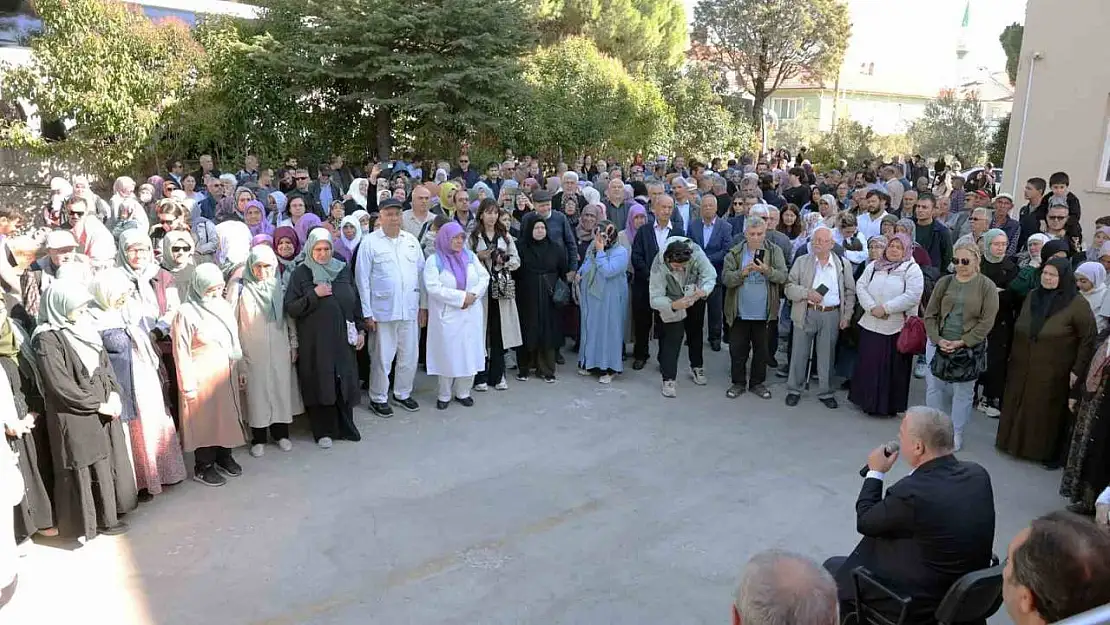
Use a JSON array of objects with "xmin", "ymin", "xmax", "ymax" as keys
[{"xmin": 955, "ymin": 0, "xmax": 970, "ymax": 93}]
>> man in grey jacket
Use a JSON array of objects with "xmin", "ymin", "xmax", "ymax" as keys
[
  {"xmin": 649, "ymin": 237, "xmax": 717, "ymax": 398},
  {"xmin": 783, "ymin": 227, "xmax": 856, "ymax": 409}
]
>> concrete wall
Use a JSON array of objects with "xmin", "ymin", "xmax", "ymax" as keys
[
  {"xmin": 0, "ymin": 148, "xmax": 97, "ymax": 225},
  {"xmin": 1003, "ymin": 0, "xmax": 1110, "ymax": 235}
]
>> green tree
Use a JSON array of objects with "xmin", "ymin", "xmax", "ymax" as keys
[
  {"xmin": 248, "ymin": 0, "xmax": 534, "ymax": 160},
  {"xmin": 516, "ymin": 37, "xmax": 673, "ymax": 160},
  {"xmin": 691, "ymin": 0, "xmax": 849, "ymax": 141},
  {"xmin": 987, "ymin": 112, "xmax": 1010, "ymax": 166},
  {"xmin": 1000, "ymin": 23, "xmax": 1024, "ymax": 86},
  {"xmin": 806, "ymin": 121, "xmax": 878, "ymax": 172},
  {"xmin": 0, "ymin": 0, "xmax": 205, "ymax": 177},
  {"xmin": 664, "ymin": 64, "xmax": 757, "ymax": 159},
  {"xmin": 908, "ymin": 91, "xmax": 987, "ymax": 165},
  {"xmin": 537, "ymin": 0, "xmax": 687, "ymax": 74}
]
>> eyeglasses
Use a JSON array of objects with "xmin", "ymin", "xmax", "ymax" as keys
[
  {"xmin": 171, "ymin": 245, "xmax": 192, "ymax": 252},
  {"xmin": 295, "ymin": 176, "xmax": 309, "ymax": 181},
  {"xmin": 459, "ymin": 160, "xmax": 469, "ymax": 164},
  {"xmin": 954, "ymin": 258, "xmax": 973, "ymax": 266}
]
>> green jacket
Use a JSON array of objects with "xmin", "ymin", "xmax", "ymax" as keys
[
  {"xmin": 648, "ymin": 236, "xmax": 717, "ymax": 323},
  {"xmin": 721, "ymin": 238, "xmax": 789, "ymax": 322}
]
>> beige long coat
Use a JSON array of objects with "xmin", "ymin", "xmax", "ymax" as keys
[
  {"xmin": 471, "ymin": 233, "xmax": 523, "ymax": 349},
  {"xmin": 172, "ymin": 304, "xmax": 246, "ymax": 452},
  {"xmin": 231, "ymin": 285, "xmax": 304, "ymax": 429}
]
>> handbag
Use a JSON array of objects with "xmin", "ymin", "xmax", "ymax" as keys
[
  {"xmin": 490, "ymin": 268, "xmax": 516, "ymax": 300},
  {"xmin": 897, "ymin": 316, "xmax": 927, "ymax": 355},
  {"xmin": 551, "ymin": 278, "xmax": 571, "ymax": 307},
  {"xmin": 930, "ymin": 339, "xmax": 988, "ymax": 383}
]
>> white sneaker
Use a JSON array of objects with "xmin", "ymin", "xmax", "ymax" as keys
[
  {"xmin": 914, "ymin": 360, "xmax": 928, "ymax": 379},
  {"xmin": 599, "ymin": 373, "xmax": 613, "ymax": 384},
  {"xmin": 473, "ymin": 383, "xmax": 489, "ymax": 392},
  {"xmin": 983, "ymin": 404, "xmax": 1001, "ymax": 418},
  {"xmin": 249, "ymin": 444, "xmax": 265, "ymax": 458},
  {"xmin": 577, "ymin": 367, "xmax": 591, "ymax": 376},
  {"xmin": 661, "ymin": 380, "xmax": 677, "ymax": 398},
  {"xmin": 495, "ymin": 377, "xmax": 509, "ymax": 391},
  {"xmin": 317, "ymin": 437, "xmax": 333, "ymax": 450},
  {"xmin": 691, "ymin": 367, "xmax": 707, "ymax": 386},
  {"xmin": 277, "ymin": 438, "xmax": 293, "ymax": 452}
]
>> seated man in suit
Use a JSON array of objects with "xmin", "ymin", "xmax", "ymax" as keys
[
  {"xmin": 688, "ymin": 194, "xmax": 733, "ymax": 351},
  {"xmin": 824, "ymin": 406, "xmax": 996, "ymax": 625}
]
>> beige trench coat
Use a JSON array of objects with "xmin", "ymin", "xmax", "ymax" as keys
[
  {"xmin": 172, "ymin": 304, "xmax": 246, "ymax": 452},
  {"xmin": 232, "ymin": 285, "xmax": 304, "ymax": 429},
  {"xmin": 471, "ymin": 233, "xmax": 524, "ymax": 349}
]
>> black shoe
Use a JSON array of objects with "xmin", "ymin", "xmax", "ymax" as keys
[
  {"xmin": 839, "ymin": 380, "xmax": 852, "ymax": 391},
  {"xmin": 751, "ymin": 384, "xmax": 772, "ymax": 400},
  {"xmin": 555, "ymin": 352, "xmax": 565, "ymax": 365},
  {"xmin": 767, "ymin": 358, "xmax": 779, "ymax": 369},
  {"xmin": 370, "ymin": 401, "xmax": 394, "ymax": 418},
  {"xmin": 785, "ymin": 393, "xmax": 800, "ymax": 407},
  {"xmin": 820, "ymin": 397, "xmax": 839, "ymax": 410},
  {"xmin": 392, "ymin": 396, "xmax": 420, "ymax": 412},
  {"xmin": 726, "ymin": 384, "xmax": 746, "ymax": 398},
  {"xmin": 456, "ymin": 396, "xmax": 474, "ymax": 407},
  {"xmin": 516, "ymin": 372, "xmax": 530, "ymax": 381},
  {"xmin": 215, "ymin": 455, "xmax": 243, "ymax": 478},
  {"xmin": 137, "ymin": 489, "xmax": 154, "ymax": 503},
  {"xmin": 710, "ymin": 341, "xmax": 722, "ymax": 352},
  {"xmin": 436, "ymin": 400, "xmax": 450, "ymax": 410},
  {"xmin": 193, "ymin": 465, "xmax": 226, "ymax": 487},
  {"xmin": 544, "ymin": 375, "xmax": 557, "ymax": 383},
  {"xmin": 632, "ymin": 359, "xmax": 646, "ymax": 370},
  {"xmin": 775, "ymin": 367, "xmax": 789, "ymax": 378},
  {"xmin": 99, "ymin": 521, "xmax": 129, "ymax": 536}
]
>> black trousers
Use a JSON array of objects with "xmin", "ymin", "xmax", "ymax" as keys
[
  {"xmin": 658, "ymin": 300, "xmax": 706, "ymax": 381},
  {"xmin": 730, "ymin": 319, "xmax": 770, "ymax": 387},
  {"xmin": 194, "ymin": 446, "xmax": 232, "ymax": 469},
  {"xmin": 519, "ymin": 347, "xmax": 555, "ymax": 377},
  {"xmin": 250, "ymin": 423, "xmax": 290, "ymax": 445},
  {"xmin": 476, "ymin": 301, "xmax": 505, "ymax": 385},
  {"xmin": 706, "ymin": 284, "xmax": 725, "ymax": 343},
  {"xmin": 631, "ymin": 282, "xmax": 654, "ymax": 360}
]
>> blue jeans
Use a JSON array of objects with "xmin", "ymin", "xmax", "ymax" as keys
[{"xmin": 924, "ymin": 342, "xmax": 975, "ymax": 435}]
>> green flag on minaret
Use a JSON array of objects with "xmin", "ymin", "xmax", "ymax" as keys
[{"xmin": 961, "ymin": 0, "xmax": 970, "ymax": 27}]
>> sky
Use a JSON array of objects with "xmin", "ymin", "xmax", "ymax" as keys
[{"xmin": 684, "ymin": 0, "xmax": 1029, "ymax": 91}]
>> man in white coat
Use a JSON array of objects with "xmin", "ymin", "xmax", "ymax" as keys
[{"xmin": 356, "ymin": 198, "xmax": 427, "ymax": 417}]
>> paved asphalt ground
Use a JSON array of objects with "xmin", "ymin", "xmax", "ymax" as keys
[{"xmin": 4, "ymin": 344, "xmax": 1062, "ymax": 624}]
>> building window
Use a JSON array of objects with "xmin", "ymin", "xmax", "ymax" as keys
[{"xmin": 771, "ymin": 97, "xmax": 801, "ymax": 120}]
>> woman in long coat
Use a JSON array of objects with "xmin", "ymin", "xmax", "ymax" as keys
[
  {"xmin": 469, "ymin": 200, "xmax": 523, "ymax": 391},
  {"xmin": 284, "ymin": 229, "xmax": 362, "ymax": 448},
  {"xmin": 92, "ymin": 269, "xmax": 186, "ymax": 497},
  {"xmin": 514, "ymin": 218, "xmax": 567, "ymax": 382},
  {"xmin": 32, "ymin": 278, "xmax": 135, "ymax": 540},
  {"xmin": 577, "ymin": 219, "xmax": 629, "ymax": 383},
  {"xmin": 151, "ymin": 230, "xmax": 195, "ymax": 422},
  {"xmin": 0, "ymin": 300, "xmax": 54, "ymax": 540},
  {"xmin": 976, "ymin": 229, "xmax": 1019, "ymax": 418},
  {"xmin": 231, "ymin": 245, "xmax": 302, "ymax": 457},
  {"xmin": 998, "ymin": 258, "xmax": 1097, "ymax": 465},
  {"xmin": 425, "ymin": 222, "xmax": 490, "ymax": 409},
  {"xmin": 173, "ymin": 264, "xmax": 246, "ymax": 487},
  {"xmin": 1062, "ymin": 333, "xmax": 1110, "ymax": 514}
]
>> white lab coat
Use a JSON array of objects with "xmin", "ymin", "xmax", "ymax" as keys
[
  {"xmin": 356, "ymin": 228, "xmax": 425, "ymax": 321},
  {"xmin": 423, "ymin": 250, "xmax": 490, "ymax": 378}
]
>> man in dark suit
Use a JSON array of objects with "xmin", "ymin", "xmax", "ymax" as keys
[
  {"xmin": 630, "ymin": 194, "xmax": 685, "ymax": 370},
  {"xmin": 687, "ymin": 194, "xmax": 732, "ymax": 351},
  {"xmin": 823, "ymin": 406, "xmax": 996, "ymax": 625}
]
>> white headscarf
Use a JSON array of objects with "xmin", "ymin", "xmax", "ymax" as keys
[
  {"xmin": 346, "ymin": 178, "xmax": 368, "ymax": 209},
  {"xmin": 216, "ymin": 220, "xmax": 252, "ymax": 268}
]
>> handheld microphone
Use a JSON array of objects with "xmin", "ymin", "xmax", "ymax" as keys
[{"xmin": 859, "ymin": 440, "xmax": 900, "ymax": 477}]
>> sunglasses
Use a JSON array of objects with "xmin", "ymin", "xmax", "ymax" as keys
[
  {"xmin": 171, "ymin": 245, "xmax": 192, "ymax": 252},
  {"xmin": 70, "ymin": 211, "xmax": 86, "ymax": 217},
  {"xmin": 954, "ymin": 258, "xmax": 974, "ymax": 266},
  {"xmin": 1047, "ymin": 215, "xmax": 1067, "ymax": 221},
  {"xmin": 295, "ymin": 176, "xmax": 309, "ymax": 181},
  {"xmin": 159, "ymin": 219, "xmax": 176, "ymax": 226}
]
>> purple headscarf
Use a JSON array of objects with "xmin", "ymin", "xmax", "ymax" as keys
[
  {"xmin": 434, "ymin": 221, "xmax": 469, "ymax": 289},
  {"xmin": 294, "ymin": 213, "xmax": 322, "ymax": 246},
  {"xmin": 251, "ymin": 233, "xmax": 273, "ymax": 248},
  {"xmin": 244, "ymin": 200, "xmax": 273, "ymax": 237},
  {"xmin": 624, "ymin": 202, "xmax": 647, "ymax": 244},
  {"xmin": 874, "ymin": 233, "xmax": 913, "ymax": 272}
]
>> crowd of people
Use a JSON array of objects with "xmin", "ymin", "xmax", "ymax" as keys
[{"xmin": 1, "ymin": 148, "xmax": 1110, "ymax": 615}]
